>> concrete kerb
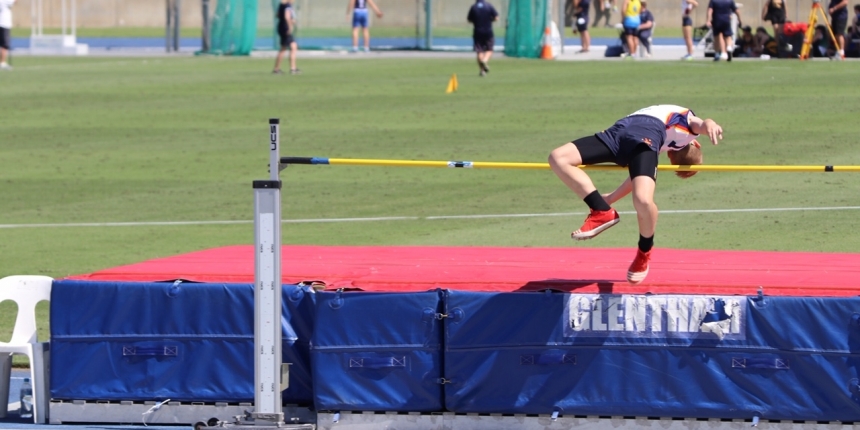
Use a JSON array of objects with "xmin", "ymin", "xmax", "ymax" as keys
[{"xmin": 11, "ymin": 43, "xmax": 856, "ymax": 60}]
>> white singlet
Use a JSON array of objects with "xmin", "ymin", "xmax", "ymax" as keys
[{"xmin": 629, "ymin": 105, "xmax": 700, "ymax": 152}]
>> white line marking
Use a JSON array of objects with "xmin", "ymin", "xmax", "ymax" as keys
[{"xmin": 0, "ymin": 207, "xmax": 858, "ymax": 229}]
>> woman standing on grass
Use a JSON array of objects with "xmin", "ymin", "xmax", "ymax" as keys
[
  {"xmin": 681, "ymin": 0, "xmax": 699, "ymax": 60},
  {"xmin": 761, "ymin": 0, "xmax": 786, "ymax": 40},
  {"xmin": 273, "ymin": 0, "xmax": 300, "ymax": 75},
  {"xmin": 620, "ymin": 0, "xmax": 642, "ymax": 57}
]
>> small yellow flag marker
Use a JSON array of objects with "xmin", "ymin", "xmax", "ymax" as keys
[{"xmin": 445, "ymin": 74, "xmax": 458, "ymax": 94}]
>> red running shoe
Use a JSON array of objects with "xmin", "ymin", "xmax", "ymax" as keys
[
  {"xmin": 627, "ymin": 249, "xmax": 651, "ymax": 284},
  {"xmin": 571, "ymin": 208, "xmax": 620, "ymax": 240}
]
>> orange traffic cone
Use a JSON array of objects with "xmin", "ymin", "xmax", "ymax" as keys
[{"xmin": 540, "ymin": 26, "xmax": 554, "ymax": 60}]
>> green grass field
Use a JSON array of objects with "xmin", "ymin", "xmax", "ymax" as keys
[{"xmin": 1, "ymin": 56, "xmax": 859, "ymax": 362}]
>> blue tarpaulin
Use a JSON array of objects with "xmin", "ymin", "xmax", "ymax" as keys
[{"xmin": 49, "ymin": 281, "xmax": 860, "ymax": 421}]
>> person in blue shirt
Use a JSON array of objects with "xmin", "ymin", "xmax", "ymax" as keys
[
  {"xmin": 828, "ymin": 0, "xmax": 849, "ymax": 58},
  {"xmin": 467, "ymin": 0, "xmax": 498, "ymax": 76},
  {"xmin": 637, "ymin": 0, "xmax": 654, "ymax": 56},
  {"xmin": 347, "ymin": 0, "xmax": 383, "ymax": 53},
  {"xmin": 707, "ymin": 0, "xmax": 742, "ymax": 61}
]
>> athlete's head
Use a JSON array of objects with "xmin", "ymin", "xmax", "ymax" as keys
[{"xmin": 667, "ymin": 140, "xmax": 702, "ymax": 179}]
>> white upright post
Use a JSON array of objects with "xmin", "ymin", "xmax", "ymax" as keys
[
  {"xmin": 29, "ymin": 0, "xmax": 88, "ymax": 55},
  {"xmin": 251, "ymin": 119, "xmax": 285, "ymax": 426},
  {"xmin": 61, "ymin": 0, "xmax": 67, "ymax": 36}
]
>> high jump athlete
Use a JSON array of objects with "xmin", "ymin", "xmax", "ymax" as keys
[{"xmin": 548, "ymin": 105, "xmax": 723, "ymax": 284}]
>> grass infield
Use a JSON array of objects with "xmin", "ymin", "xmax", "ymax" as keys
[{"xmin": 1, "ymin": 56, "xmax": 859, "ymax": 355}]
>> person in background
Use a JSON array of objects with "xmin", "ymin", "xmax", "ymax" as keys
[
  {"xmin": 467, "ymin": 0, "xmax": 498, "ymax": 76},
  {"xmin": 707, "ymin": 0, "xmax": 742, "ymax": 61},
  {"xmin": 851, "ymin": 4, "xmax": 860, "ymax": 34},
  {"xmin": 573, "ymin": 0, "xmax": 592, "ymax": 53},
  {"xmin": 637, "ymin": 0, "xmax": 654, "ymax": 57},
  {"xmin": 846, "ymin": 4, "xmax": 860, "ymax": 57},
  {"xmin": 347, "ymin": 0, "xmax": 383, "ymax": 53},
  {"xmin": 810, "ymin": 24, "xmax": 836, "ymax": 57},
  {"xmin": 0, "ymin": 0, "xmax": 14, "ymax": 70},
  {"xmin": 593, "ymin": 0, "xmax": 615, "ymax": 28},
  {"xmin": 273, "ymin": 0, "xmax": 299, "ymax": 75},
  {"xmin": 753, "ymin": 26, "xmax": 779, "ymax": 56},
  {"xmin": 681, "ymin": 0, "xmax": 699, "ymax": 60},
  {"xmin": 620, "ymin": 0, "xmax": 642, "ymax": 57},
  {"xmin": 733, "ymin": 25, "xmax": 755, "ymax": 56},
  {"xmin": 548, "ymin": 105, "xmax": 723, "ymax": 285},
  {"xmin": 761, "ymin": 0, "xmax": 786, "ymax": 38},
  {"xmin": 828, "ymin": 0, "xmax": 848, "ymax": 58}
]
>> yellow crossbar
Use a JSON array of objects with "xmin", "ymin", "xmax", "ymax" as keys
[{"xmin": 312, "ymin": 158, "xmax": 860, "ymax": 173}]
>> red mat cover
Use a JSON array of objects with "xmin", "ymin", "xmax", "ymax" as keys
[{"xmin": 66, "ymin": 246, "xmax": 860, "ymax": 297}]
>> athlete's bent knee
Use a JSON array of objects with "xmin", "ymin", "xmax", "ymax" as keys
[{"xmin": 548, "ymin": 143, "xmax": 581, "ymax": 167}]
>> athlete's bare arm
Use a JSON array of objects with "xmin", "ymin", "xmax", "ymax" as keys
[
  {"xmin": 689, "ymin": 116, "xmax": 723, "ymax": 144},
  {"xmin": 368, "ymin": 0, "xmax": 383, "ymax": 17},
  {"xmin": 602, "ymin": 177, "xmax": 633, "ymax": 205}
]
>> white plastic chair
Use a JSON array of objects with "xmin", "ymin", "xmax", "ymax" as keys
[{"xmin": 0, "ymin": 275, "xmax": 52, "ymax": 423}]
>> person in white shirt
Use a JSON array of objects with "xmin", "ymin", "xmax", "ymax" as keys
[
  {"xmin": 548, "ymin": 105, "xmax": 723, "ymax": 285},
  {"xmin": 0, "ymin": 0, "xmax": 15, "ymax": 69}
]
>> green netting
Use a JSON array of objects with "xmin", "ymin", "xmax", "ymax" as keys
[
  {"xmin": 504, "ymin": 0, "xmax": 547, "ymax": 58},
  {"xmin": 208, "ymin": 0, "xmax": 259, "ymax": 55}
]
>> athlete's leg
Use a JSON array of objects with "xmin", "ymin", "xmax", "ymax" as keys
[
  {"xmin": 550, "ymin": 137, "xmax": 620, "ymax": 240},
  {"xmin": 626, "ymin": 146, "xmax": 658, "ymax": 283},
  {"xmin": 363, "ymin": 27, "xmax": 371, "ymax": 49},
  {"xmin": 631, "ymin": 176, "xmax": 657, "ymax": 237},
  {"xmin": 713, "ymin": 33, "xmax": 725, "ymax": 57},
  {"xmin": 273, "ymin": 46, "xmax": 286, "ymax": 72},
  {"xmin": 289, "ymin": 41, "xmax": 298, "ymax": 71},
  {"xmin": 548, "ymin": 142, "xmax": 597, "ymax": 199},
  {"xmin": 628, "ymin": 145, "xmax": 658, "ymax": 237},
  {"xmin": 683, "ymin": 25, "xmax": 694, "ymax": 55},
  {"xmin": 352, "ymin": 27, "xmax": 360, "ymax": 50}
]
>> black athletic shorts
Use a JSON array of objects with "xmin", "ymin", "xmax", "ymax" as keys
[
  {"xmin": 571, "ymin": 135, "xmax": 659, "ymax": 181},
  {"xmin": 473, "ymin": 34, "xmax": 494, "ymax": 53},
  {"xmin": 682, "ymin": 16, "xmax": 693, "ymax": 27},
  {"xmin": 0, "ymin": 27, "xmax": 10, "ymax": 50},
  {"xmin": 712, "ymin": 20, "xmax": 733, "ymax": 37},
  {"xmin": 765, "ymin": 9, "xmax": 786, "ymax": 24},
  {"xmin": 575, "ymin": 15, "xmax": 589, "ymax": 32},
  {"xmin": 279, "ymin": 31, "xmax": 295, "ymax": 48},
  {"xmin": 831, "ymin": 15, "xmax": 848, "ymax": 36}
]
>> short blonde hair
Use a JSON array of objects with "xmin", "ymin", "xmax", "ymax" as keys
[{"xmin": 667, "ymin": 141, "xmax": 703, "ymax": 178}]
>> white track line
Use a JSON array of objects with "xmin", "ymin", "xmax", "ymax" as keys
[{"xmin": 1, "ymin": 206, "xmax": 859, "ymax": 229}]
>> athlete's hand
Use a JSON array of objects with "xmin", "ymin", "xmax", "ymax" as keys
[
  {"xmin": 702, "ymin": 119, "xmax": 723, "ymax": 144},
  {"xmin": 376, "ymin": 11, "xmax": 384, "ymax": 18},
  {"xmin": 601, "ymin": 193, "xmax": 617, "ymax": 205}
]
